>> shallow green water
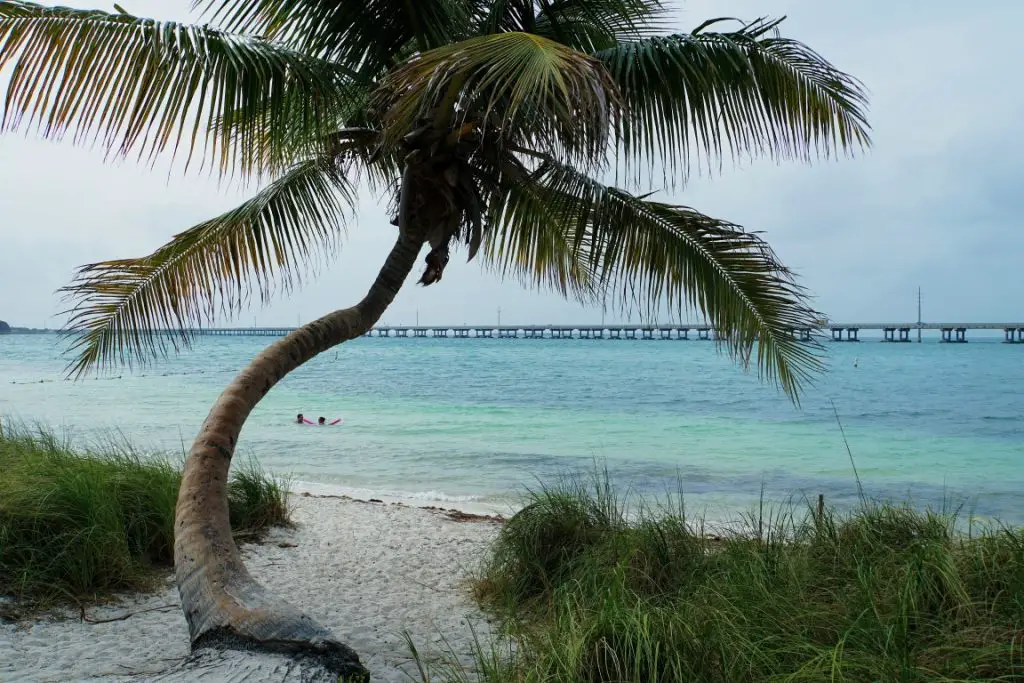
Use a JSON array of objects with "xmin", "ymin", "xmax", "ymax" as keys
[{"xmin": 2, "ymin": 334, "xmax": 1021, "ymax": 522}]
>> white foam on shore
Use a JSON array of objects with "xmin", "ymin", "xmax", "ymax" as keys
[
  {"xmin": 0, "ymin": 495, "xmax": 502, "ymax": 683},
  {"xmin": 289, "ymin": 479, "xmax": 519, "ymax": 517}
]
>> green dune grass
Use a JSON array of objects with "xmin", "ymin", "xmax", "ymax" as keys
[
  {"xmin": 0, "ymin": 423, "xmax": 291, "ymax": 607},
  {"xmin": 415, "ymin": 476, "xmax": 1024, "ymax": 682}
]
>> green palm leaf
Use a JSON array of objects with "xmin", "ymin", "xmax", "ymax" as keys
[
  {"xmin": 0, "ymin": 0, "xmax": 354, "ymax": 175},
  {"xmin": 474, "ymin": 0, "xmax": 536, "ymax": 34},
  {"xmin": 200, "ymin": 0, "xmax": 474, "ymax": 74},
  {"xmin": 375, "ymin": 32, "xmax": 620, "ymax": 168},
  {"xmin": 481, "ymin": 159, "xmax": 599, "ymax": 300},
  {"xmin": 533, "ymin": 0, "xmax": 668, "ymax": 51},
  {"xmin": 596, "ymin": 16, "xmax": 870, "ymax": 182},
  {"xmin": 60, "ymin": 158, "xmax": 356, "ymax": 376},
  {"xmin": 492, "ymin": 160, "xmax": 822, "ymax": 400},
  {"xmin": 216, "ymin": 81, "xmax": 378, "ymax": 174}
]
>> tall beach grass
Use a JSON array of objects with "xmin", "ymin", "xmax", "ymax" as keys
[
  {"xmin": 418, "ymin": 475, "xmax": 1024, "ymax": 682},
  {"xmin": 0, "ymin": 423, "xmax": 291, "ymax": 606}
]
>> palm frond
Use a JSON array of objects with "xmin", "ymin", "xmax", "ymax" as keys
[
  {"xmin": 60, "ymin": 158, "xmax": 355, "ymax": 377},
  {"xmin": 375, "ymin": 32, "xmax": 620, "ymax": 169},
  {"xmin": 0, "ymin": 1, "xmax": 354, "ymax": 175},
  {"xmin": 199, "ymin": 0, "xmax": 474, "ymax": 75},
  {"xmin": 217, "ymin": 80, "xmax": 378, "ymax": 174},
  {"xmin": 498, "ymin": 160, "xmax": 822, "ymax": 400},
  {"xmin": 595, "ymin": 16, "xmax": 870, "ymax": 183},
  {"xmin": 474, "ymin": 0, "xmax": 536, "ymax": 34},
  {"xmin": 533, "ymin": 0, "xmax": 668, "ymax": 51},
  {"xmin": 480, "ymin": 157, "xmax": 599, "ymax": 300}
]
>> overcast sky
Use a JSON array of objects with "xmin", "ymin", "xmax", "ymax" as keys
[{"xmin": 1, "ymin": 0, "xmax": 1021, "ymax": 329}]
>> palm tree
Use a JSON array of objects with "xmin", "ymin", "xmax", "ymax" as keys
[{"xmin": 0, "ymin": 0, "xmax": 869, "ymax": 677}]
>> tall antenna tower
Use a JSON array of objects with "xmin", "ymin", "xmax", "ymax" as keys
[{"xmin": 917, "ymin": 287, "xmax": 922, "ymax": 343}]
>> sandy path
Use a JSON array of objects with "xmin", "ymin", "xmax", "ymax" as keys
[{"xmin": 0, "ymin": 495, "xmax": 502, "ymax": 682}]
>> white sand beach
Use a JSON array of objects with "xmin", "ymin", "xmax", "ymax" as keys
[{"xmin": 0, "ymin": 494, "xmax": 503, "ymax": 683}]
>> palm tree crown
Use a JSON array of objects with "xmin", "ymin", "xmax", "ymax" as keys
[{"xmin": 0, "ymin": 0, "xmax": 870, "ymax": 398}]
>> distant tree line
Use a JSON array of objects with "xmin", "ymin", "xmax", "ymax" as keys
[{"xmin": 0, "ymin": 322, "xmax": 53, "ymax": 334}]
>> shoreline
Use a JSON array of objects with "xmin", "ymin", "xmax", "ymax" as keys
[
  {"xmin": 288, "ymin": 479, "xmax": 517, "ymax": 518},
  {"xmin": 293, "ymin": 486, "xmax": 510, "ymax": 524},
  {"xmin": 0, "ymin": 493, "xmax": 503, "ymax": 683}
]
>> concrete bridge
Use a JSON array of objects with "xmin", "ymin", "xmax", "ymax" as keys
[{"xmin": 188, "ymin": 323, "xmax": 1024, "ymax": 343}]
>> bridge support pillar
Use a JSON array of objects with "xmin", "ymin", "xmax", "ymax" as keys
[
  {"xmin": 831, "ymin": 328, "xmax": 844, "ymax": 341},
  {"xmin": 433, "ymin": 329, "xmax": 448, "ymax": 338},
  {"xmin": 1004, "ymin": 328, "xmax": 1024, "ymax": 344},
  {"xmin": 641, "ymin": 329, "xmax": 654, "ymax": 340},
  {"xmin": 799, "ymin": 329, "xmax": 813, "ymax": 342},
  {"xmin": 883, "ymin": 328, "xmax": 895, "ymax": 342},
  {"xmin": 698, "ymin": 328, "xmax": 710, "ymax": 340},
  {"xmin": 678, "ymin": 329, "xmax": 689, "ymax": 340},
  {"xmin": 659, "ymin": 329, "xmax": 672, "ymax": 340},
  {"xmin": 899, "ymin": 328, "xmax": 911, "ymax": 342},
  {"xmin": 847, "ymin": 328, "xmax": 860, "ymax": 342},
  {"xmin": 454, "ymin": 329, "xmax": 469, "ymax": 338},
  {"xmin": 610, "ymin": 329, "xmax": 622, "ymax": 339},
  {"xmin": 414, "ymin": 329, "xmax": 427, "ymax": 337},
  {"xmin": 941, "ymin": 328, "xmax": 967, "ymax": 343}
]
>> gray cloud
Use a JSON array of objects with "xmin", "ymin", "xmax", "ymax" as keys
[{"xmin": 1, "ymin": 0, "xmax": 1021, "ymax": 330}]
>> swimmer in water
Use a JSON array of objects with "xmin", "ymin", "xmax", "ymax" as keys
[
  {"xmin": 296, "ymin": 413, "xmax": 304, "ymax": 424},
  {"xmin": 318, "ymin": 416, "xmax": 326, "ymax": 425}
]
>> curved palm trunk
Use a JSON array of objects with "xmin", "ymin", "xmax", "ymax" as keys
[{"xmin": 174, "ymin": 229, "xmax": 423, "ymax": 681}]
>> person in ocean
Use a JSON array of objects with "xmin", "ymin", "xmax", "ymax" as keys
[{"xmin": 296, "ymin": 413, "xmax": 339, "ymax": 425}]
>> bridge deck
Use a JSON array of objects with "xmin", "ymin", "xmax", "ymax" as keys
[{"xmin": 182, "ymin": 322, "xmax": 1024, "ymax": 335}]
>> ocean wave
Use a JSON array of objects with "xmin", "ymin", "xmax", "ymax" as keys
[
  {"xmin": 289, "ymin": 480, "xmax": 485, "ymax": 504},
  {"xmin": 390, "ymin": 489, "xmax": 487, "ymax": 503},
  {"xmin": 842, "ymin": 409, "xmax": 935, "ymax": 420}
]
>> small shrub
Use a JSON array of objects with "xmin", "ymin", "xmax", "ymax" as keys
[
  {"xmin": 229, "ymin": 459, "xmax": 292, "ymax": 533},
  {"xmin": 475, "ymin": 474, "xmax": 625, "ymax": 610}
]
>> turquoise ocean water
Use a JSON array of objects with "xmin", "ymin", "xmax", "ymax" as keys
[{"xmin": 1, "ymin": 333, "xmax": 1021, "ymax": 523}]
